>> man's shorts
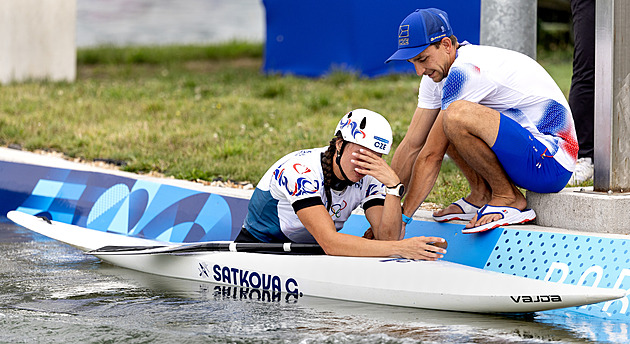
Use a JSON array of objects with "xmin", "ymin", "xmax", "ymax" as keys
[{"xmin": 491, "ymin": 114, "xmax": 572, "ymax": 193}]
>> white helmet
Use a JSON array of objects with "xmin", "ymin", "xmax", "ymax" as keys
[{"xmin": 334, "ymin": 109, "xmax": 393, "ymax": 154}]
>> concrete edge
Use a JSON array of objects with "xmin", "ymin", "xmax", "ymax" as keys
[{"xmin": 527, "ymin": 187, "xmax": 630, "ymax": 235}]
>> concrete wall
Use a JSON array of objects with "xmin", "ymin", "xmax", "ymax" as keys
[
  {"xmin": 0, "ymin": 0, "xmax": 76, "ymax": 84},
  {"xmin": 527, "ymin": 187, "xmax": 630, "ymax": 234}
]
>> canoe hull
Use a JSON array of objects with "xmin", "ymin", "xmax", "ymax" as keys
[{"xmin": 7, "ymin": 210, "xmax": 625, "ymax": 313}]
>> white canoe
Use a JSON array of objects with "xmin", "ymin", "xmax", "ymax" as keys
[{"xmin": 7, "ymin": 210, "xmax": 626, "ymax": 314}]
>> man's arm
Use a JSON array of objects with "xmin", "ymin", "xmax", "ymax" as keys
[
  {"xmin": 391, "ymin": 107, "xmax": 441, "ymax": 187},
  {"xmin": 401, "ymin": 110, "xmax": 450, "ymax": 219}
]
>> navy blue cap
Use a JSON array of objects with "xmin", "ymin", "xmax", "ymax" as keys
[{"xmin": 385, "ymin": 8, "xmax": 453, "ymax": 63}]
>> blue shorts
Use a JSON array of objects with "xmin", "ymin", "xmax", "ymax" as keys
[{"xmin": 491, "ymin": 114, "xmax": 571, "ymax": 193}]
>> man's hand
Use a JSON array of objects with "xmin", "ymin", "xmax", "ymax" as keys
[{"xmin": 362, "ymin": 227, "xmax": 374, "ymax": 240}]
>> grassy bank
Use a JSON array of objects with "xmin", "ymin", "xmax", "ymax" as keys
[{"xmin": 0, "ymin": 42, "xmax": 573, "ymax": 207}]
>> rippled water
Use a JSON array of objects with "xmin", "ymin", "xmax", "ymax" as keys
[
  {"xmin": 0, "ymin": 217, "xmax": 623, "ymax": 344},
  {"xmin": 76, "ymin": 0, "xmax": 264, "ymax": 47}
]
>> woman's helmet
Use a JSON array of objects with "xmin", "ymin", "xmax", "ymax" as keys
[{"xmin": 334, "ymin": 109, "xmax": 393, "ymax": 155}]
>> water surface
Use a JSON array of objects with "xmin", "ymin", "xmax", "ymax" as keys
[
  {"xmin": 77, "ymin": 0, "xmax": 264, "ymax": 47},
  {"xmin": 0, "ymin": 217, "xmax": 624, "ymax": 343}
]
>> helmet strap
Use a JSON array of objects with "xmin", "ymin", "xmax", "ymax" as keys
[{"xmin": 334, "ymin": 141, "xmax": 353, "ymax": 184}]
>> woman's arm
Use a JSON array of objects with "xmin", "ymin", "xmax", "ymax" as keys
[
  {"xmin": 296, "ymin": 204, "xmax": 446, "ymax": 260},
  {"xmin": 351, "ymin": 148, "xmax": 402, "ymax": 240}
]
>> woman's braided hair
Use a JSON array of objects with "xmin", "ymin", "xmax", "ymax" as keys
[{"xmin": 321, "ymin": 132, "xmax": 343, "ymax": 212}]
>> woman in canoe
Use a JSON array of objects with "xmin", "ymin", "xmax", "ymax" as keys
[{"xmin": 236, "ymin": 109, "xmax": 446, "ymax": 260}]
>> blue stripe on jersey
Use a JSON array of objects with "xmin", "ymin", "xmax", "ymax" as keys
[
  {"xmin": 441, "ymin": 67, "xmax": 468, "ymax": 108},
  {"xmin": 365, "ymin": 183, "xmax": 381, "ymax": 197},
  {"xmin": 242, "ymin": 188, "xmax": 289, "ymax": 242},
  {"xmin": 502, "ymin": 108, "xmax": 526, "ymax": 122},
  {"xmin": 536, "ymin": 99, "xmax": 568, "ymax": 136}
]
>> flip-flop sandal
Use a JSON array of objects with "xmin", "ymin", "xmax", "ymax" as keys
[
  {"xmin": 462, "ymin": 205, "xmax": 536, "ymax": 234},
  {"xmin": 433, "ymin": 198, "xmax": 480, "ymax": 222}
]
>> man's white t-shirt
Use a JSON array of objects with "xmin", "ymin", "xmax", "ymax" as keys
[{"xmin": 417, "ymin": 44, "xmax": 578, "ymax": 172}]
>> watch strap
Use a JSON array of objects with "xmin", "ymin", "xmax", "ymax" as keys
[{"xmin": 386, "ymin": 183, "xmax": 404, "ymax": 197}]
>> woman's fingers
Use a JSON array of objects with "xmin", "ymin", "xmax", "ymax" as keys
[
  {"xmin": 353, "ymin": 148, "xmax": 379, "ymax": 162},
  {"xmin": 351, "ymin": 150, "xmax": 386, "ymax": 169},
  {"xmin": 351, "ymin": 149, "xmax": 400, "ymax": 187},
  {"xmin": 401, "ymin": 236, "xmax": 448, "ymax": 260}
]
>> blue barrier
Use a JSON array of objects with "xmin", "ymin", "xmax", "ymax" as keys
[
  {"xmin": 1, "ymin": 159, "xmax": 629, "ymax": 323},
  {"xmin": 262, "ymin": 0, "xmax": 481, "ymax": 77},
  {"xmin": 0, "ymin": 161, "xmax": 249, "ymax": 242}
]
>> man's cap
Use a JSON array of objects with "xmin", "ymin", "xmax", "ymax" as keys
[{"xmin": 385, "ymin": 8, "xmax": 453, "ymax": 63}]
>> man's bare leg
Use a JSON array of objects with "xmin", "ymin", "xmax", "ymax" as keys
[
  {"xmin": 441, "ymin": 100, "xmax": 527, "ymax": 228},
  {"xmin": 432, "ymin": 144, "xmax": 491, "ymax": 218}
]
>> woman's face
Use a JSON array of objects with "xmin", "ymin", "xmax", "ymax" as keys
[{"xmin": 334, "ymin": 141, "xmax": 381, "ymax": 183}]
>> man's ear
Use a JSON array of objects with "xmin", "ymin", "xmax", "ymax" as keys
[{"xmin": 442, "ymin": 37, "xmax": 452, "ymax": 52}]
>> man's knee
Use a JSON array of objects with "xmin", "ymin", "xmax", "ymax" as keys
[
  {"xmin": 443, "ymin": 100, "xmax": 474, "ymax": 136},
  {"xmin": 444, "ymin": 100, "xmax": 472, "ymax": 118},
  {"xmin": 443, "ymin": 100, "xmax": 500, "ymax": 142}
]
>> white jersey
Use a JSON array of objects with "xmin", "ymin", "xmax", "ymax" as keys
[
  {"xmin": 243, "ymin": 147, "xmax": 386, "ymax": 243},
  {"xmin": 417, "ymin": 44, "xmax": 578, "ymax": 172}
]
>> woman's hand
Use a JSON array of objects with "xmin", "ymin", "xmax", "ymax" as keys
[
  {"xmin": 395, "ymin": 236, "xmax": 447, "ymax": 261},
  {"xmin": 351, "ymin": 149, "xmax": 400, "ymax": 187}
]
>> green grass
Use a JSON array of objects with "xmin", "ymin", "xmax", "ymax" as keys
[
  {"xmin": 0, "ymin": 42, "xmax": 575, "ymax": 207},
  {"xmin": 537, "ymin": 45, "xmax": 573, "ymax": 99},
  {"xmin": 77, "ymin": 41, "xmax": 263, "ymax": 65}
]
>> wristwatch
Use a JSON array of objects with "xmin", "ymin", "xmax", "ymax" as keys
[{"xmin": 386, "ymin": 183, "xmax": 405, "ymax": 197}]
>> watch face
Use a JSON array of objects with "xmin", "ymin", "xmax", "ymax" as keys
[{"xmin": 387, "ymin": 184, "xmax": 404, "ymax": 197}]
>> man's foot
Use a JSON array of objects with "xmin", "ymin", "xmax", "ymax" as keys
[
  {"xmin": 568, "ymin": 157, "xmax": 594, "ymax": 186},
  {"xmin": 432, "ymin": 198, "xmax": 481, "ymax": 222},
  {"xmin": 462, "ymin": 205, "xmax": 536, "ymax": 234},
  {"xmin": 465, "ymin": 193, "xmax": 527, "ymax": 230}
]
